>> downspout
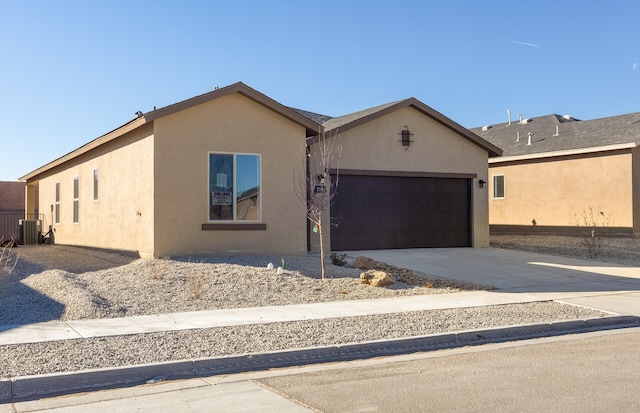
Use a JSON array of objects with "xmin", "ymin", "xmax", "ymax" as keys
[{"xmin": 305, "ymin": 143, "xmax": 311, "ymax": 252}]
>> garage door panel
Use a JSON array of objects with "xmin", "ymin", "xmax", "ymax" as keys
[
  {"xmin": 330, "ymin": 175, "xmax": 471, "ymax": 250},
  {"xmin": 383, "ymin": 212, "xmax": 413, "ymax": 230}
]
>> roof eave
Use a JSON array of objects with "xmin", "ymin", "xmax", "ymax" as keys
[
  {"xmin": 404, "ymin": 98, "xmax": 503, "ymax": 157},
  {"xmin": 20, "ymin": 82, "xmax": 322, "ymax": 182},
  {"xmin": 319, "ymin": 98, "xmax": 503, "ymax": 156},
  {"xmin": 144, "ymin": 82, "xmax": 321, "ymax": 136},
  {"xmin": 488, "ymin": 142, "xmax": 638, "ymax": 164},
  {"xmin": 19, "ymin": 117, "xmax": 148, "ymax": 182}
]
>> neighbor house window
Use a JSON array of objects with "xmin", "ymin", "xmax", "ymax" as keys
[
  {"xmin": 93, "ymin": 169, "xmax": 99, "ymax": 201},
  {"xmin": 73, "ymin": 175, "xmax": 79, "ymax": 223},
  {"xmin": 493, "ymin": 175, "xmax": 505, "ymax": 199},
  {"xmin": 55, "ymin": 182, "xmax": 60, "ymax": 224},
  {"xmin": 209, "ymin": 153, "xmax": 260, "ymax": 221}
]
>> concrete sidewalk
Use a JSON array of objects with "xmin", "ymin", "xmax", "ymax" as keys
[{"xmin": 1, "ymin": 291, "xmax": 547, "ymax": 346}]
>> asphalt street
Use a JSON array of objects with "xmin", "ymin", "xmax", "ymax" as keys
[{"xmin": 259, "ymin": 327, "xmax": 640, "ymax": 412}]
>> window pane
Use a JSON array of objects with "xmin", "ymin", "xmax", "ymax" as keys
[
  {"xmin": 73, "ymin": 200, "xmax": 79, "ymax": 223},
  {"xmin": 236, "ymin": 155, "xmax": 260, "ymax": 221},
  {"xmin": 209, "ymin": 154, "xmax": 234, "ymax": 220},
  {"xmin": 94, "ymin": 169, "xmax": 99, "ymax": 200},
  {"xmin": 55, "ymin": 182, "xmax": 60, "ymax": 224},
  {"xmin": 73, "ymin": 176, "xmax": 79, "ymax": 223},
  {"xmin": 493, "ymin": 175, "xmax": 505, "ymax": 199}
]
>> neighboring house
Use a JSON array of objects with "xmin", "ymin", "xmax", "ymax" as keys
[
  {"xmin": 0, "ymin": 181, "xmax": 25, "ymax": 214},
  {"xmin": 0, "ymin": 181, "xmax": 29, "ymax": 242},
  {"xmin": 472, "ymin": 113, "xmax": 640, "ymax": 237},
  {"xmin": 300, "ymin": 99, "xmax": 502, "ymax": 251},
  {"xmin": 19, "ymin": 82, "xmax": 501, "ymax": 257}
]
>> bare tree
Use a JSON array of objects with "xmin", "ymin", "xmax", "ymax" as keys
[
  {"xmin": 294, "ymin": 129, "xmax": 342, "ymax": 280},
  {"xmin": 0, "ymin": 237, "xmax": 19, "ymax": 275}
]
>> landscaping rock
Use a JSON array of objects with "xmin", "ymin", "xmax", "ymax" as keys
[
  {"xmin": 353, "ymin": 256, "xmax": 376, "ymax": 270},
  {"xmin": 360, "ymin": 270, "xmax": 394, "ymax": 287}
]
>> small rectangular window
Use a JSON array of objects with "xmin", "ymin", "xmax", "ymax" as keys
[
  {"xmin": 55, "ymin": 182, "xmax": 60, "ymax": 224},
  {"xmin": 73, "ymin": 176, "xmax": 79, "ymax": 223},
  {"xmin": 209, "ymin": 153, "xmax": 261, "ymax": 221},
  {"xmin": 493, "ymin": 175, "xmax": 505, "ymax": 199},
  {"xmin": 93, "ymin": 169, "xmax": 99, "ymax": 201}
]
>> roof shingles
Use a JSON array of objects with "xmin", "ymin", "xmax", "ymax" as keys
[{"xmin": 472, "ymin": 112, "xmax": 640, "ymax": 158}]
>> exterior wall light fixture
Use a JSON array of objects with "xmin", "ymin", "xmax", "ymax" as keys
[
  {"xmin": 478, "ymin": 179, "xmax": 487, "ymax": 188},
  {"xmin": 399, "ymin": 126, "xmax": 414, "ymax": 150}
]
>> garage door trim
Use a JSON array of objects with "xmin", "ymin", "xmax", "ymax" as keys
[{"xmin": 331, "ymin": 168, "xmax": 477, "ymax": 179}]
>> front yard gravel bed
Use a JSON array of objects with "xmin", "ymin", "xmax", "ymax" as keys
[{"xmin": 1, "ymin": 246, "xmax": 486, "ymax": 325}]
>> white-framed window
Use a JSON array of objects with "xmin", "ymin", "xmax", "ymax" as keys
[
  {"xmin": 208, "ymin": 153, "xmax": 261, "ymax": 221},
  {"xmin": 54, "ymin": 182, "xmax": 60, "ymax": 224},
  {"xmin": 493, "ymin": 175, "xmax": 505, "ymax": 199},
  {"xmin": 93, "ymin": 169, "xmax": 99, "ymax": 201},
  {"xmin": 73, "ymin": 175, "xmax": 79, "ymax": 223}
]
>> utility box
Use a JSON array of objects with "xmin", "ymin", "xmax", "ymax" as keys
[{"xmin": 19, "ymin": 219, "xmax": 41, "ymax": 245}]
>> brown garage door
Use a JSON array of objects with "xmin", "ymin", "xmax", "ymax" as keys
[{"xmin": 330, "ymin": 175, "xmax": 471, "ymax": 250}]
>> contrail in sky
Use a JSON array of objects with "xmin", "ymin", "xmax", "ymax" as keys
[{"xmin": 507, "ymin": 39, "xmax": 540, "ymax": 48}]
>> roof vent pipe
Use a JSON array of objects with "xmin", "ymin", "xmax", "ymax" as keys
[
  {"xmin": 554, "ymin": 125, "xmax": 559, "ymax": 136},
  {"xmin": 516, "ymin": 131, "xmax": 520, "ymax": 142},
  {"xmin": 527, "ymin": 132, "xmax": 533, "ymax": 145},
  {"xmin": 518, "ymin": 113, "xmax": 523, "ymax": 124},
  {"xmin": 507, "ymin": 109, "xmax": 512, "ymax": 126}
]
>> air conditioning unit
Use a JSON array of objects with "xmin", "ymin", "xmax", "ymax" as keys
[{"xmin": 19, "ymin": 220, "xmax": 41, "ymax": 245}]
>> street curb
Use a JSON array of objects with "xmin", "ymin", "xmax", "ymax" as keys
[{"xmin": 2, "ymin": 315, "xmax": 639, "ymax": 403}]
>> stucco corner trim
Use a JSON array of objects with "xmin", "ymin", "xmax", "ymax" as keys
[{"xmin": 202, "ymin": 223, "xmax": 267, "ymax": 231}]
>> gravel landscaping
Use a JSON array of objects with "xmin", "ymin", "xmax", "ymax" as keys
[
  {"xmin": 2, "ymin": 245, "xmax": 487, "ymax": 325},
  {"xmin": 490, "ymin": 234, "xmax": 640, "ymax": 266},
  {"xmin": 0, "ymin": 237, "xmax": 628, "ymax": 378}
]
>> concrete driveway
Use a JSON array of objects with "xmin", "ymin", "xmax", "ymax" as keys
[{"xmin": 343, "ymin": 247, "xmax": 640, "ymax": 316}]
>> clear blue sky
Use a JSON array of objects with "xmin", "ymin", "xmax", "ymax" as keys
[{"xmin": 2, "ymin": 1, "xmax": 639, "ymax": 181}]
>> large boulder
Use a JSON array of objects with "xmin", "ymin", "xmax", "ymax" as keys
[
  {"xmin": 360, "ymin": 270, "xmax": 394, "ymax": 287},
  {"xmin": 353, "ymin": 256, "xmax": 376, "ymax": 270}
]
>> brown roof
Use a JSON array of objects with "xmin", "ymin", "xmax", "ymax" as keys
[
  {"xmin": 20, "ymin": 82, "xmax": 320, "ymax": 182},
  {"xmin": 143, "ymin": 82, "xmax": 319, "ymax": 134},
  {"xmin": 301, "ymin": 98, "xmax": 502, "ymax": 157}
]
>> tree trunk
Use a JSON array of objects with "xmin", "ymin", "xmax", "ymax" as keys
[{"xmin": 318, "ymin": 221, "xmax": 326, "ymax": 280}]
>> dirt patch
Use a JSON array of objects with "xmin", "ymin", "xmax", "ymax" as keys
[{"xmin": 490, "ymin": 234, "xmax": 640, "ymax": 266}]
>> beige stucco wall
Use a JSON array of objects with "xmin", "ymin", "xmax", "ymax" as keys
[
  {"xmin": 630, "ymin": 147, "xmax": 640, "ymax": 236},
  {"xmin": 36, "ymin": 124, "xmax": 155, "ymax": 255},
  {"xmin": 152, "ymin": 93, "xmax": 308, "ymax": 256},
  {"xmin": 489, "ymin": 151, "xmax": 633, "ymax": 230},
  {"xmin": 310, "ymin": 106, "xmax": 491, "ymax": 250}
]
